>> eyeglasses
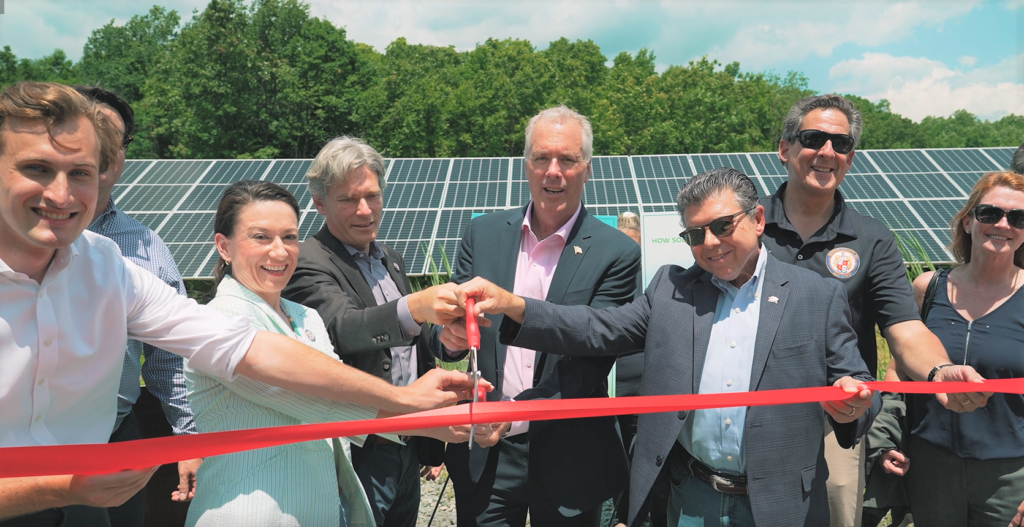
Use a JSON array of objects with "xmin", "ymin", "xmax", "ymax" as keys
[
  {"xmin": 680, "ymin": 206, "xmax": 755, "ymax": 246},
  {"xmin": 121, "ymin": 134, "xmax": 134, "ymax": 150},
  {"xmin": 796, "ymin": 129, "xmax": 855, "ymax": 154},
  {"xmin": 972, "ymin": 204, "xmax": 1024, "ymax": 229}
]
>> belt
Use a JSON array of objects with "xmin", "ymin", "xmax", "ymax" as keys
[{"xmin": 679, "ymin": 449, "xmax": 747, "ymax": 495}]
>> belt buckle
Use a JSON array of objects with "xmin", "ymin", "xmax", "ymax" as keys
[{"xmin": 709, "ymin": 474, "xmax": 730, "ymax": 493}]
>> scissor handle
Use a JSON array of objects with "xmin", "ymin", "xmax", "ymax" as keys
[{"xmin": 465, "ymin": 297, "xmax": 481, "ymax": 351}]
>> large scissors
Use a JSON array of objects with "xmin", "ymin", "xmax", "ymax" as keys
[{"xmin": 464, "ymin": 297, "xmax": 482, "ymax": 449}]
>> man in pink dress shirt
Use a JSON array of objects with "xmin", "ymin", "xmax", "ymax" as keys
[{"xmin": 431, "ymin": 106, "xmax": 642, "ymax": 527}]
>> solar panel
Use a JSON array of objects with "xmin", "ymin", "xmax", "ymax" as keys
[
  {"xmin": 632, "ymin": 155, "xmax": 693, "ymax": 179},
  {"xmin": 690, "ymin": 153, "xmax": 753, "ymax": 175},
  {"xmin": 117, "ymin": 184, "xmax": 193, "ymax": 212},
  {"xmin": 982, "ymin": 147, "xmax": 1015, "ymax": 169},
  {"xmin": 202, "ymin": 160, "xmax": 272, "ymax": 184},
  {"xmin": 749, "ymin": 153, "xmax": 786, "ymax": 176},
  {"xmin": 636, "ymin": 178, "xmax": 684, "ymax": 204},
  {"xmin": 926, "ymin": 149, "xmax": 1001, "ymax": 173},
  {"xmin": 140, "ymin": 160, "xmax": 212, "ymax": 184},
  {"xmin": 886, "ymin": 173, "xmax": 964, "ymax": 199},
  {"xmin": 117, "ymin": 147, "xmax": 1017, "ymax": 275},
  {"xmin": 444, "ymin": 182, "xmax": 508, "ymax": 208}
]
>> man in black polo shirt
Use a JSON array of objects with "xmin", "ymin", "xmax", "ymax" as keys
[{"xmin": 760, "ymin": 94, "xmax": 990, "ymax": 527}]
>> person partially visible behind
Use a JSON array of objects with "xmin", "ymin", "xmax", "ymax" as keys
[
  {"xmin": 880, "ymin": 171, "xmax": 1024, "ymax": 527},
  {"xmin": 1011, "ymin": 142, "xmax": 1024, "ymax": 175},
  {"xmin": 185, "ymin": 180, "xmax": 470, "ymax": 527},
  {"xmin": 68, "ymin": 85, "xmax": 201, "ymax": 527},
  {"xmin": 611, "ymin": 211, "xmax": 666, "ymax": 527}
]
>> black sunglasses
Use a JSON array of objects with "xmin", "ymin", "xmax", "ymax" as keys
[
  {"xmin": 680, "ymin": 206, "xmax": 755, "ymax": 246},
  {"xmin": 973, "ymin": 204, "xmax": 1024, "ymax": 229},
  {"xmin": 122, "ymin": 134, "xmax": 134, "ymax": 150},
  {"xmin": 796, "ymin": 129, "xmax": 855, "ymax": 154}
]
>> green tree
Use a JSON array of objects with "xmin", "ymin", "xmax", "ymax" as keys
[
  {"xmin": 843, "ymin": 95, "xmax": 926, "ymax": 150},
  {"xmin": 77, "ymin": 6, "xmax": 180, "ymax": 104}
]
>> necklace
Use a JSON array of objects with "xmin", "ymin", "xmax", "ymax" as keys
[{"xmin": 279, "ymin": 301, "xmax": 299, "ymax": 336}]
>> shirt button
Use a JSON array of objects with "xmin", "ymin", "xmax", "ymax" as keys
[
  {"xmin": 725, "ymin": 418, "xmax": 732, "ymax": 425},
  {"xmin": 526, "ymin": 363, "xmax": 532, "ymax": 368},
  {"xmin": 34, "ymin": 415, "xmax": 41, "ymax": 422},
  {"xmin": 38, "ymin": 293, "xmax": 44, "ymax": 299},
  {"xmin": 727, "ymin": 455, "xmax": 733, "ymax": 462},
  {"xmin": 37, "ymin": 379, "xmax": 45, "ymax": 386},
  {"xmin": 730, "ymin": 342, "xmax": 736, "ymax": 348},
  {"xmin": 44, "ymin": 339, "xmax": 52, "ymax": 346},
  {"xmin": 733, "ymin": 307, "xmax": 740, "ymax": 314},
  {"xmin": 727, "ymin": 380, "xmax": 733, "ymax": 386},
  {"xmin": 797, "ymin": 254, "xmax": 804, "ymax": 260}
]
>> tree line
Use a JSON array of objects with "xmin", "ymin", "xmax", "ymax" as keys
[{"xmin": 3, "ymin": 0, "xmax": 1021, "ymax": 160}]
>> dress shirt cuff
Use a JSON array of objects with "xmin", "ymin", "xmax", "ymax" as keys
[{"xmin": 396, "ymin": 296, "xmax": 422, "ymax": 339}]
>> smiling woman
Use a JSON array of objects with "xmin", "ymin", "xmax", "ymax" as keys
[{"xmin": 184, "ymin": 180, "xmax": 379, "ymax": 527}]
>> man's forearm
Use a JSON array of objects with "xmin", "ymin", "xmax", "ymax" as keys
[
  {"xmin": 0, "ymin": 476, "xmax": 71, "ymax": 520},
  {"xmin": 236, "ymin": 331, "xmax": 411, "ymax": 413}
]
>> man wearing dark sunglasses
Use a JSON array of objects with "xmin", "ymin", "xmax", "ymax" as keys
[
  {"xmin": 454, "ymin": 167, "xmax": 880, "ymax": 527},
  {"xmin": 762, "ymin": 94, "xmax": 989, "ymax": 527}
]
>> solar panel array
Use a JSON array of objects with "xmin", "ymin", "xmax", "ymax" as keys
[{"xmin": 113, "ymin": 147, "xmax": 1017, "ymax": 278}]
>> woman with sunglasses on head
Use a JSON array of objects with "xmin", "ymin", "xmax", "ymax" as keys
[
  {"xmin": 879, "ymin": 170, "xmax": 1024, "ymax": 527},
  {"xmin": 185, "ymin": 180, "xmax": 467, "ymax": 527}
]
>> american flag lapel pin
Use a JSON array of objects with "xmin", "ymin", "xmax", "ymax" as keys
[
  {"xmin": 574, "ymin": 246, "xmax": 583, "ymax": 255},
  {"xmin": 768, "ymin": 296, "xmax": 779, "ymax": 304}
]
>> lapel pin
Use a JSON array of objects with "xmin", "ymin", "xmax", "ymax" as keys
[
  {"xmin": 574, "ymin": 246, "xmax": 583, "ymax": 255},
  {"xmin": 768, "ymin": 296, "xmax": 779, "ymax": 304},
  {"xmin": 393, "ymin": 262, "xmax": 400, "ymax": 272}
]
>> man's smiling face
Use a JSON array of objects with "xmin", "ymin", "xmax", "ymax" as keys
[
  {"xmin": 0, "ymin": 116, "xmax": 100, "ymax": 264},
  {"xmin": 779, "ymin": 108, "xmax": 855, "ymax": 196}
]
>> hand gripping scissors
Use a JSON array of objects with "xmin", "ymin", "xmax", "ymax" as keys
[{"xmin": 464, "ymin": 297, "xmax": 483, "ymax": 449}]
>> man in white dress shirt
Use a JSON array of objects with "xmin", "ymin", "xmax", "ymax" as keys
[{"xmin": 0, "ymin": 82, "xmax": 479, "ymax": 526}]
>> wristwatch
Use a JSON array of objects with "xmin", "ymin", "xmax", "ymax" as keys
[{"xmin": 927, "ymin": 363, "xmax": 955, "ymax": 382}]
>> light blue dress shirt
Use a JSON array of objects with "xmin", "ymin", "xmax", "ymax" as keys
[
  {"xmin": 342, "ymin": 241, "xmax": 420, "ymax": 387},
  {"xmin": 185, "ymin": 275, "xmax": 377, "ymax": 527},
  {"xmin": 87, "ymin": 199, "xmax": 196, "ymax": 436},
  {"xmin": 679, "ymin": 246, "xmax": 768, "ymax": 475}
]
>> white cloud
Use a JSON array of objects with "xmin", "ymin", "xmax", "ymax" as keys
[
  {"xmin": 829, "ymin": 52, "xmax": 1024, "ymax": 121},
  {"xmin": 702, "ymin": 1, "xmax": 979, "ymax": 72},
  {"xmin": 959, "ymin": 56, "xmax": 977, "ymax": 66},
  {"xmin": 307, "ymin": 0, "xmax": 634, "ymax": 53}
]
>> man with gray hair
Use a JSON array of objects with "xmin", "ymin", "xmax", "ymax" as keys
[
  {"xmin": 432, "ymin": 105, "xmax": 640, "ymax": 526},
  {"xmin": 1012, "ymin": 142, "xmax": 1024, "ymax": 174},
  {"xmin": 762, "ymin": 94, "xmax": 988, "ymax": 527},
  {"xmin": 283, "ymin": 136, "xmax": 458, "ymax": 527},
  {"xmin": 453, "ymin": 167, "xmax": 880, "ymax": 526}
]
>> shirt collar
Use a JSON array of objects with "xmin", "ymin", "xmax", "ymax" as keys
[
  {"xmin": 0, "ymin": 238, "xmax": 79, "ymax": 279},
  {"xmin": 87, "ymin": 199, "xmax": 119, "ymax": 231},
  {"xmin": 342, "ymin": 240, "xmax": 384, "ymax": 260},
  {"xmin": 765, "ymin": 182, "xmax": 858, "ymax": 239},
  {"xmin": 522, "ymin": 201, "xmax": 582, "ymax": 241},
  {"xmin": 711, "ymin": 243, "xmax": 768, "ymax": 294}
]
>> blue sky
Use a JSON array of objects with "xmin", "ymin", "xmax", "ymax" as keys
[{"xmin": 3, "ymin": 0, "xmax": 1022, "ymax": 121}]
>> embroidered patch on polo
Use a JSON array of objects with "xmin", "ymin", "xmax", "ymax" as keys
[{"xmin": 826, "ymin": 247, "xmax": 860, "ymax": 279}]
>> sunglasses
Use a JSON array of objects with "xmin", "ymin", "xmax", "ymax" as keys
[
  {"xmin": 680, "ymin": 206, "xmax": 755, "ymax": 246},
  {"xmin": 796, "ymin": 129, "xmax": 855, "ymax": 154},
  {"xmin": 973, "ymin": 204, "xmax": 1024, "ymax": 229},
  {"xmin": 122, "ymin": 134, "xmax": 134, "ymax": 150}
]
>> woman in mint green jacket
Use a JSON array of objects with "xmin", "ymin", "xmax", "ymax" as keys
[{"xmin": 184, "ymin": 180, "xmax": 379, "ymax": 527}]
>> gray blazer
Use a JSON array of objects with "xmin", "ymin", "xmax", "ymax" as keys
[{"xmin": 501, "ymin": 253, "xmax": 880, "ymax": 527}]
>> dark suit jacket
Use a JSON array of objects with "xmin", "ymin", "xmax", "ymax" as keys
[
  {"xmin": 283, "ymin": 225, "xmax": 444, "ymax": 466},
  {"xmin": 431, "ymin": 205, "xmax": 641, "ymax": 514},
  {"xmin": 502, "ymin": 254, "xmax": 881, "ymax": 527}
]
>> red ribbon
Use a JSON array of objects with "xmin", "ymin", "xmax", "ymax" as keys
[{"xmin": 2, "ymin": 379, "xmax": 1021, "ymax": 478}]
